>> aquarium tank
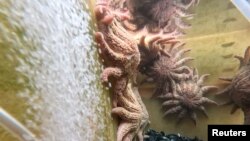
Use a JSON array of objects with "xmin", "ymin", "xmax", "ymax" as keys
[{"xmin": 0, "ymin": 0, "xmax": 250, "ymax": 141}]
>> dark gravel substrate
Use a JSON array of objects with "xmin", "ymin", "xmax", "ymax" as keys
[{"xmin": 144, "ymin": 129, "xmax": 202, "ymax": 141}]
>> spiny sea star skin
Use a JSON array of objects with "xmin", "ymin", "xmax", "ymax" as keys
[
  {"xmin": 94, "ymin": 2, "xmax": 140, "ymax": 83},
  {"xmin": 159, "ymin": 69, "xmax": 217, "ymax": 125},
  {"xmin": 138, "ymin": 36, "xmax": 193, "ymax": 97},
  {"xmin": 138, "ymin": 35, "xmax": 176, "ymax": 74},
  {"xmin": 96, "ymin": 0, "xmax": 130, "ymax": 21},
  {"xmin": 95, "ymin": 2, "xmax": 150, "ymax": 140},
  {"xmin": 218, "ymin": 46, "xmax": 250, "ymax": 125},
  {"xmin": 112, "ymin": 80, "xmax": 150, "ymax": 141},
  {"xmin": 118, "ymin": 0, "xmax": 199, "ymax": 35}
]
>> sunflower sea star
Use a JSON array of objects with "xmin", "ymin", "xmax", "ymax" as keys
[
  {"xmin": 94, "ymin": 2, "xmax": 140, "ymax": 83},
  {"xmin": 159, "ymin": 69, "xmax": 217, "ymax": 124},
  {"xmin": 119, "ymin": 0, "xmax": 199, "ymax": 35},
  {"xmin": 218, "ymin": 46, "xmax": 250, "ymax": 125},
  {"xmin": 112, "ymin": 80, "xmax": 150, "ymax": 141},
  {"xmin": 138, "ymin": 36, "xmax": 193, "ymax": 97},
  {"xmin": 95, "ymin": 1, "xmax": 150, "ymax": 140}
]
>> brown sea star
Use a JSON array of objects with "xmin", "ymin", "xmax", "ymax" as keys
[
  {"xmin": 159, "ymin": 68, "xmax": 217, "ymax": 124},
  {"xmin": 138, "ymin": 36, "xmax": 193, "ymax": 97},
  {"xmin": 95, "ymin": 2, "xmax": 150, "ymax": 140},
  {"xmin": 218, "ymin": 46, "xmax": 250, "ymax": 124},
  {"xmin": 112, "ymin": 78, "xmax": 150, "ymax": 141},
  {"xmin": 96, "ymin": 0, "xmax": 130, "ymax": 21},
  {"xmin": 94, "ymin": 3, "xmax": 140, "ymax": 83},
  {"xmin": 118, "ymin": 0, "xmax": 199, "ymax": 35}
]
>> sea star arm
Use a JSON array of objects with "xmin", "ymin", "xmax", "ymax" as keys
[
  {"xmin": 190, "ymin": 111, "xmax": 197, "ymax": 125},
  {"xmin": 176, "ymin": 109, "xmax": 188, "ymax": 123},
  {"xmin": 170, "ymin": 72, "xmax": 191, "ymax": 80},
  {"xmin": 112, "ymin": 107, "xmax": 141, "ymax": 121},
  {"xmin": 243, "ymin": 46, "xmax": 250, "ymax": 64},
  {"xmin": 201, "ymin": 86, "xmax": 217, "ymax": 94},
  {"xmin": 173, "ymin": 66, "xmax": 192, "ymax": 74},
  {"xmin": 100, "ymin": 67, "xmax": 123, "ymax": 82},
  {"xmin": 95, "ymin": 4, "xmax": 114, "ymax": 25},
  {"xmin": 175, "ymin": 17, "xmax": 191, "ymax": 29},
  {"xmin": 173, "ymin": 46, "xmax": 190, "ymax": 61},
  {"xmin": 175, "ymin": 57, "xmax": 194, "ymax": 67},
  {"xmin": 197, "ymin": 97, "xmax": 217, "ymax": 105},
  {"xmin": 162, "ymin": 100, "xmax": 180, "ymax": 107},
  {"xmin": 95, "ymin": 32, "xmax": 128, "ymax": 63},
  {"xmin": 176, "ymin": 0, "xmax": 199, "ymax": 9},
  {"xmin": 216, "ymin": 86, "xmax": 231, "ymax": 95},
  {"xmin": 116, "ymin": 122, "xmax": 137, "ymax": 141},
  {"xmin": 219, "ymin": 77, "xmax": 233, "ymax": 82},
  {"xmin": 118, "ymin": 94, "xmax": 140, "ymax": 112},
  {"xmin": 235, "ymin": 55, "xmax": 245, "ymax": 68},
  {"xmin": 163, "ymin": 106, "xmax": 182, "ymax": 117},
  {"xmin": 197, "ymin": 106, "xmax": 208, "ymax": 118},
  {"xmin": 197, "ymin": 74, "xmax": 210, "ymax": 86}
]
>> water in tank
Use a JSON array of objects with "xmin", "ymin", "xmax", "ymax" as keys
[{"xmin": 0, "ymin": 0, "xmax": 250, "ymax": 141}]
